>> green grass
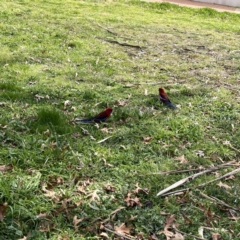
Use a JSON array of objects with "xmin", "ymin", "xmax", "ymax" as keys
[{"xmin": 0, "ymin": 0, "xmax": 240, "ymax": 239}]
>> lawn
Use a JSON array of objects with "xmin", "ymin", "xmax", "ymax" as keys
[{"xmin": 0, "ymin": 0, "xmax": 240, "ymax": 239}]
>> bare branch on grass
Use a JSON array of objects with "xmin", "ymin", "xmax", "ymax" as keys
[
  {"xmin": 103, "ymin": 226, "xmax": 135, "ymax": 240},
  {"xmin": 98, "ymin": 37, "xmax": 142, "ymax": 50},
  {"xmin": 156, "ymin": 162, "xmax": 240, "ymax": 197},
  {"xmin": 198, "ymin": 191, "xmax": 240, "ymax": 212},
  {"xmin": 173, "ymin": 225, "xmax": 205, "ymax": 240}
]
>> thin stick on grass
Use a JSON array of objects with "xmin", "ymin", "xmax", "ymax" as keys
[
  {"xmin": 198, "ymin": 191, "xmax": 240, "ymax": 212},
  {"xmin": 156, "ymin": 162, "xmax": 239, "ymax": 197},
  {"xmin": 158, "ymin": 167, "xmax": 240, "ymax": 197},
  {"xmin": 103, "ymin": 226, "xmax": 135, "ymax": 240},
  {"xmin": 98, "ymin": 37, "xmax": 142, "ymax": 49},
  {"xmin": 96, "ymin": 23, "xmax": 118, "ymax": 35},
  {"xmin": 172, "ymin": 225, "xmax": 205, "ymax": 240},
  {"xmin": 141, "ymin": 168, "xmax": 201, "ymax": 176}
]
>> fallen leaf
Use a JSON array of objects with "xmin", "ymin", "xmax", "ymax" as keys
[
  {"xmin": 124, "ymin": 192, "xmax": 142, "ymax": 207},
  {"xmin": 159, "ymin": 215, "xmax": 176, "ymax": 240},
  {"xmin": 114, "ymin": 223, "xmax": 132, "ymax": 235},
  {"xmin": 225, "ymin": 175, "xmax": 235, "ymax": 181},
  {"xmin": 64, "ymin": 100, "xmax": 71, "ymax": 107},
  {"xmin": 87, "ymin": 190, "xmax": 101, "ymax": 203},
  {"xmin": 103, "ymin": 183, "xmax": 116, "ymax": 193},
  {"xmin": 217, "ymin": 181, "xmax": 232, "ymax": 190},
  {"xmin": 77, "ymin": 185, "xmax": 87, "ymax": 195},
  {"xmin": 35, "ymin": 94, "xmax": 45, "ymax": 101},
  {"xmin": 174, "ymin": 155, "xmax": 188, "ymax": 164},
  {"xmin": 0, "ymin": 202, "xmax": 8, "ymax": 221},
  {"xmin": 134, "ymin": 183, "xmax": 149, "ymax": 195},
  {"xmin": 195, "ymin": 150, "xmax": 204, "ymax": 157},
  {"xmin": 36, "ymin": 212, "xmax": 48, "ymax": 219},
  {"xmin": 143, "ymin": 137, "xmax": 153, "ymax": 144},
  {"xmin": 115, "ymin": 99, "xmax": 129, "ymax": 107},
  {"xmin": 100, "ymin": 232, "xmax": 109, "ymax": 239},
  {"xmin": 42, "ymin": 185, "xmax": 61, "ymax": 202},
  {"xmin": 44, "ymin": 129, "xmax": 50, "ymax": 136},
  {"xmin": 212, "ymin": 232, "xmax": 222, "ymax": 240},
  {"xmin": 18, "ymin": 237, "xmax": 27, "ymax": 240},
  {"xmin": 0, "ymin": 164, "xmax": 12, "ymax": 172},
  {"xmin": 171, "ymin": 232, "xmax": 184, "ymax": 240},
  {"xmin": 73, "ymin": 216, "xmax": 84, "ymax": 230},
  {"xmin": 148, "ymin": 233, "xmax": 159, "ymax": 240}
]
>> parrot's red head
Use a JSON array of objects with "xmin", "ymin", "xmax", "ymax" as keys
[
  {"xmin": 105, "ymin": 108, "xmax": 113, "ymax": 115},
  {"xmin": 159, "ymin": 88, "xmax": 165, "ymax": 93}
]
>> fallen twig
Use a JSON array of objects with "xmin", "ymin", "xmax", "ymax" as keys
[
  {"xmin": 157, "ymin": 162, "xmax": 240, "ymax": 197},
  {"xmin": 103, "ymin": 226, "xmax": 135, "ymax": 240},
  {"xmin": 98, "ymin": 37, "xmax": 142, "ymax": 49},
  {"xmin": 97, "ymin": 136, "xmax": 113, "ymax": 144},
  {"xmin": 173, "ymin": 225, "xmax": 205, "ymax": 240},
  {"xmin": 156, "ymin": 164, "xmax": 229, "ymax": 197},
  {"xmin": 141, "ymin": 168, "xmax": 201, "ymax": 176},
  {"xmin": 157, "ymin": 166, "xmax": 240, "ymax": 197},
  {"xmin": 198, "ymin": 191, "xmax": 240, "ymax": 212},
  {"xmin": 96, "ymin": 23, "xmax": 117, "ymax": 35},
  {"xmin": 197, "ymin": 167, "xmax": 240, "ymax": 188}
]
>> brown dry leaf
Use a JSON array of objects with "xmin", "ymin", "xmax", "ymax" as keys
[
  {"xmin": 134, "ymin": 183, "xmax": 149, "ymax": 195},
  {"xmin": 148, "ymin": 233, "xmax": 159, "ymax": 240},
  {"xmin": 159, "ymin": 215, "xmax": 176, "ymax": 240},
  {"xmin": 77, "ymin": 185, "xmax": 87, "ymax": 195},
  {"xmin": 124, "ymin": 192, "xmax": 142, "ymax": 207},
  {"xmin": 115, "ymin": 99, "xmax": 129, "ymax": 107},
  {"xmin": 114, "ymin": 223, "xmax": 132, "ymax": 235},
  {"xmin": 100, "ymin": 232, "xmax": 109, "ymax": 239},
  {"xmin": 171, "ymin": 232, "xmax": 185, "ymax": 240},
  {"xmin": 87, "ymin": 190, "xmax": 101, "ymax": 203},
  {"xmin": 212, "ymin": 232, "xmax": 222, "ymax": 240},
  {"xmin": 195, "ymin": 150, "xmax": 204, "ymax": 157},
  {"xmin": 18, "ymin": 237, "xmax": 27, "ymax": 240},
  {"xmin": 103, "ymin": 183, "xmax": 116, "ymax": 193},
  {"xmin": 64, "ymin": 100, "xmax": 71, "ymax": 107},
  {"xmin": 73, "ymin": 215, "xmax": 84, "ymax": 230},
  {"xmin": 42, "ymin": 185, "xmax": 61, "ymax": 202},
  {"xmin": 143, "ymin": 137, "xmax": 153, "ymax": 144},
  {"xmin": 0, "ymin": 164, "xmax": 12, "ymax": 172},
  {"xmin": 174, "ymin": 155, "xmax": 188, "ymax": 164},
  {"xmin": 217, "ymin": 181, "xmax": 232, "ymax": 190},
  {"xmin": 35, "ymin": 94, "xmax": 45, "ymax": 101},
  {"xmin": 225, "ymin": 175, "xmax": 235, "ymax": 181},
  {"xmin": 49, "ymin": 141, "xmax": 57, "ymax": 149},
  {"xmin": 100, "ymin": 127, "xmax": 110, "ymax": 134},
  {"xmin": 48, "ymin": 176, "xmax": 64, "ymax": 187},
  {"xmin": 44, "ymin": 129, "xmax": 50, "ymax": 136},
  {"xmin": 0, "ymin": 202, "xmax": 8, "ymax": 221},
  {"xmin": 136, "ymin": 232, "xmax": 145, "ymax": 240},
  {"xmin": 38, "ymin": 220, "xmax": 55, "ymax": 232}
]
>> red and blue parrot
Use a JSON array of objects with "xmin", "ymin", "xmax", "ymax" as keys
[
  {"xmin": 159, "ymin": 88, "xmax": 177, "ymax": 109},
  {"xmin": 75, "ymin": 108, "xmax": 113, "ymax": 123}
]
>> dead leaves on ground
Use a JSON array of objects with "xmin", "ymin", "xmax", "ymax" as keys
[
  {"xmin": 0, "ymin": 202, "xmax": 8, "ymax": 221},
  {"xmin": 0, "ymin": 164, "xmax": 12, "ymax": 172},
  {"xmin": 159, "ymin": 215, "xmax": 184, "ymax": 240}
]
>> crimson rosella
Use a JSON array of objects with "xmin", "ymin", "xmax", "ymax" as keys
[
  {"xmin": 75, "ymin": 108, "xmax": 113, "ymax": 123},
  {"xmin": 159, "ymin": 88, "xmax": 177, "ymax": 109}
]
